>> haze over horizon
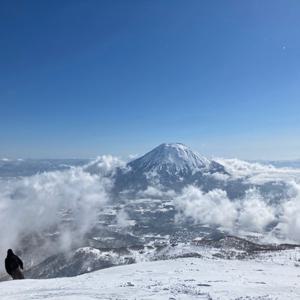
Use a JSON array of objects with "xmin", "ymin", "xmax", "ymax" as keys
[{"xmin": 1, "ymin": 0, "xmax": 300, "ymax": 160}]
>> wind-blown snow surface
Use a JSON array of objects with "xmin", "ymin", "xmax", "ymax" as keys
[{"xmin": 1, "ymin": 253, "xmax": 300, "ymax": 300}]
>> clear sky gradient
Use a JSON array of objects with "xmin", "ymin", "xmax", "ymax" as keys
[{"xmin": 1, "ymin": 0, "xmax": 300, "ymax": 159}]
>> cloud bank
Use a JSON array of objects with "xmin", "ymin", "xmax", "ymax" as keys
[
  {"xmin": 174, "ymin": 181, "xmax": 300, "ymax": 243},
  {"xmin": 216, "ymin": 158, "xmax": 300, "ymax": 184},
  {"xmin": 0, "ymin": 156, "xmax": 118, "ymax": 272}
]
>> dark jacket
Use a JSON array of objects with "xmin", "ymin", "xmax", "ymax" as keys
[{"xmin": 5, "ymin": 249, "xmax": 23, "ymax": 276}]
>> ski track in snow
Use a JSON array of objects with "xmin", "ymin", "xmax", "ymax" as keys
[{"xmin": 1, "ymin": 254, "xmax": 300, "ymax": 300}]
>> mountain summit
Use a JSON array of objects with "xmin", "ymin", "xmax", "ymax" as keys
[
  {"xmin": 128, "ymin": 143, "xmax": 213, "ymax": 174},
  {"xmin": 114, "ymin": 143, "xmax": 227, "ymax": 194}
]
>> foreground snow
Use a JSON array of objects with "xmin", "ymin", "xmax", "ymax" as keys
[{"xmin": 1, "ymin": 253, "xmax": 300, "ymax": 300}]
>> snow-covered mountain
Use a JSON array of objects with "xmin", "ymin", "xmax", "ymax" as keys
[
  {"xmin": 111, "ymin": 143, "xmax": 290, "ymax": 201},
  {"xmin": 128, "ymin": 143, "xmax": 218, "ymax": 174},
  {"xmin": 2, "ymin": 253, "xmax": 300, "ymax": 299},
  {"xmin": 113, "ymin": 143, "xmax": 228, "ymax": 195}
]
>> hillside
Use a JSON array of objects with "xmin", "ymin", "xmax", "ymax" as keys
[{"xmin": 1, "ymin": 252, "xmax": 300, "ymax": 300}]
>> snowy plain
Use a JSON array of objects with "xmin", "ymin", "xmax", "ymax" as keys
[{"xmin": 1, "ymin": 251, "xmax": 300, "ymax": 300}]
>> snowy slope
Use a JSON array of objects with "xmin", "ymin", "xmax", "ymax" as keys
[{"xmin": 1, "ymin": 254, "xmax": 299, "ymax": 300}]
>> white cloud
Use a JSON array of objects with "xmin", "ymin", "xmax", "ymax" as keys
[
  {"xmin": 173, "ymin": 185, "xmax": 298, "ymax": 239},
  {"xmin": 238, "ymin": 189, "xmax": 276, "ymax": 232},
  {"xmin": 0, "ymin": 159, "xmax": 116, "ymax": 272},
  {"xmin": 216, "ymin": 158, "xmax": 300, "ymax": 184},
  {"xmin": 84, "ymin": 155, "xmax": 127, "ymax": 176},
  {"xmin": 174, "ymin": 186, "xmax": 237, "ymax": 229},
  {"xmin": 274, "ymin": 182, "xmax": 300, "ymax": 242}
]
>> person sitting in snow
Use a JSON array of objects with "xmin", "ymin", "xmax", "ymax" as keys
[{"xmin": 5, "ymin": 249, "xmax": 24, "ymax": 280}]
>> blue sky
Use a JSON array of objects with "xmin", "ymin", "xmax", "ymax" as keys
[{"xmin": 1, "ymin": 0, "xmax": 300, "ymax": 159}]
